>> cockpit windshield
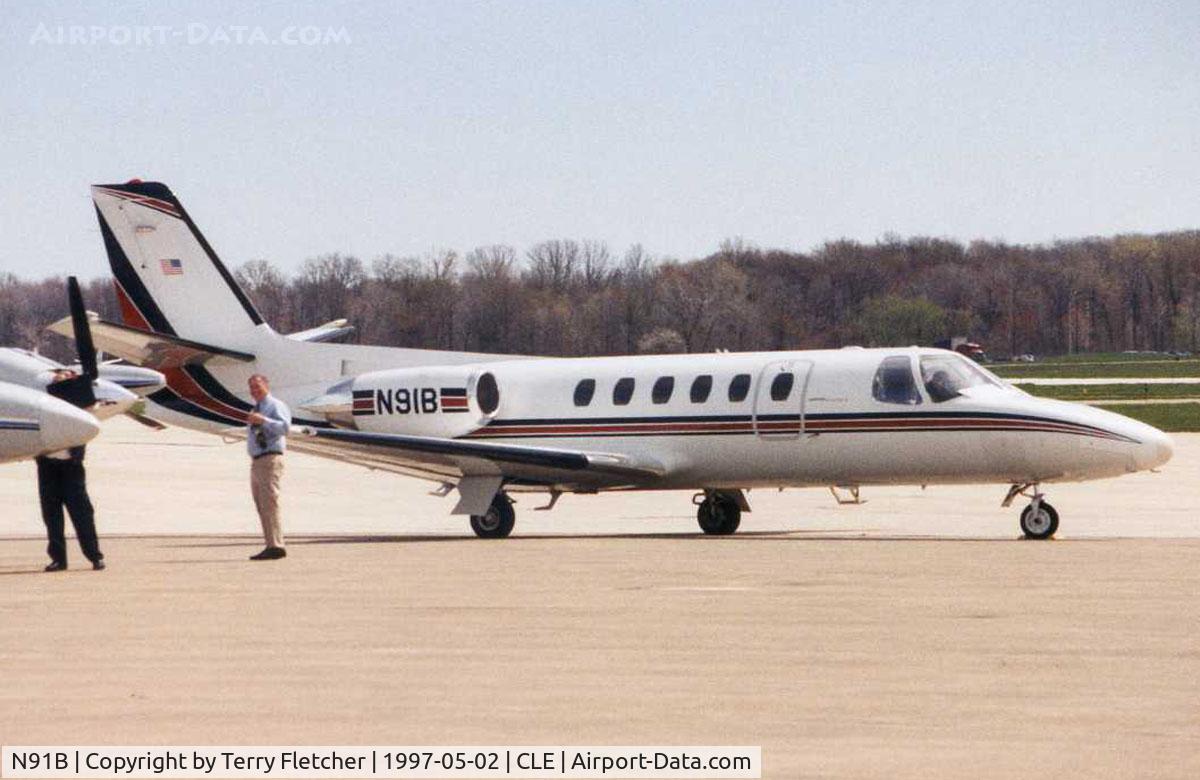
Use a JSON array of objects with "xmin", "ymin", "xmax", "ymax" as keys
[{"xmin": 919, "ymin": 353, "xmax": 1004, "ymax": 402}]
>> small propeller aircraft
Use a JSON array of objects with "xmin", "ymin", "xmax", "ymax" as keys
[
  {"xmin": 51, "ymin": 181, "xmax": 1175, "ymax": 539},
  {"xmin": 1, "ymin": 279, "xmax": 167, "ymax": 428},
  {"xmin": 0, "ymin": 381, "xmax": 99, "ymax": 465},
  {"xmin": 0, "ymin": 277, "xmax": 162, "ymax": 463}
]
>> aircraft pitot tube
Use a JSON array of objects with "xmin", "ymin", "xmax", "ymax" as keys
[{"xmin": 300, "ymin": 365, "xmax": 500, "ymax": 437}]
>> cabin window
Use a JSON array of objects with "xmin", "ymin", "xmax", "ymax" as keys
[
  {"xmin": 872, "ymin": 356, "xmax": 921, "ymax": 405},
  {"xmin": 613, "ymin": 377, "xmax": 635, "ymax": 405},
  {"xmin": 770, "ymin": 372, "xmax": 795, "ymax": 401},
  {"xmin": 690, "ymin": 375, "xmax": 713, "ymax": 403},
  {"xmin": 652, "ymin": 376, "xmax": 675, "ymax": 404},
  {"xmin": 573, "ymin": 379, "xmax": 596, "ymax": 406},
  {"xmin": 728, "ymin": 373, "xmax": 751, "ymax": 402},
  {"xmin": 476, "ymin": 372, "xmax": 500, "ymax": 414}
]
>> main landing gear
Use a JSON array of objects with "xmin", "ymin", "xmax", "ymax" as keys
[
  {"xmin": 695, "ymin": 490, "xmax": 743, "ymax": 535},
  {"xmin": 1003, "ymin": 483, "xmax": 1059, "ymax": 540},
  {"xmin": 470, "ymin": 493, "xmax": 515, "ymax": 539}
]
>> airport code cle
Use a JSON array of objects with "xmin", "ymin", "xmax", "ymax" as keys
[{"xmin": 2, "ymin": 746, "xmax": 761, "ymax": 778}]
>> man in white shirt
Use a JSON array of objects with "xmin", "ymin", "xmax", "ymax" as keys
[{"xmin": 246, "ymin": 374, "xmax": 291, "ymax": 561}]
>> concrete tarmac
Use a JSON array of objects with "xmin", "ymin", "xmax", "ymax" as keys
[{"xmin": 0, "ymin": 419, "xmax": 1197, "ymax": 778}]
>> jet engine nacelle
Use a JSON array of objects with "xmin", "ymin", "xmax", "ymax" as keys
[{"xmin": 304, "ymin": 365, "xmax": 502, "ymax": 438}]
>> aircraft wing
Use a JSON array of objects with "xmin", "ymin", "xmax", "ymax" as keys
[
  {"xmin": 47, "ymin": 315, "xmax": 254, "ymax": 370},
  {"xmin": 294, "ymin": 426, "xmax": 666, "ymax": 490}
]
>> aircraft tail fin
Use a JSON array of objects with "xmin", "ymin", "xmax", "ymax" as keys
[{"xmin": 91, "ymin": 181, "xmax": 266, "ymax": 346}]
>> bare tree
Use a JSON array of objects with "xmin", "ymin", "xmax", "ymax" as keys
[
  {"xmin": 236, "ymin": 259, "xmax": 290, "ymax": 329},
  {"xmin": 579, "ymin": 240, "xmax": 612, "ymax": 289},
  {"xmin": 294, "ymin": 253, "xmax": 365, "ymax": 329},
  {"xmin": 526, "ymin": 239, "xmax": 579, "ymax": 291}
]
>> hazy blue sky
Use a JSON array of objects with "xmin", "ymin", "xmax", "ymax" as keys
[{"xmin": 1, "ymin": 0, "xmax": 1197, "ymax": 278}]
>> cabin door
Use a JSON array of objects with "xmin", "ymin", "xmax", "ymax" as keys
[{"xmin": 753, "ymin": 360, "xmax": 812, "ymax": 439}]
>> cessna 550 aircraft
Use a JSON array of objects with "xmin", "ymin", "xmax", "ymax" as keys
[{"xmin": 51, "ymin": 181, "xmax": 1174, "ymax": 539}]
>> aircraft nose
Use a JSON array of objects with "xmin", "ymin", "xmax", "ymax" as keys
[
  {"xmin": 39, "ymin": 397, "xmax": 100, "ymax": 452},
  {"xmin": 1144, "ymin": 426, "xmax": 1174, "ymax": 470},
  {"xmin": 1128, "ymin": 422, "xmax": 1174, "ymax": 472}
]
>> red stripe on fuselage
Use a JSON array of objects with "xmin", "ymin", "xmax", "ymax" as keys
[{"xmin": 462, "ymin": 415, "xmax": 1126, "ymax": 442}]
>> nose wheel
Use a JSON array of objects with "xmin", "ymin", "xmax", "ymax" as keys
[
  {"xmin": 1004, "ymin": 483, "xmax": 1059, "ymax": 540},
  {"xmin": 1019, "ymin": 501, "xmax": 1059, "ymax": 539}
]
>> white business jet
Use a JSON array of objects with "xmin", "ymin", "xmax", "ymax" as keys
[{"xmin": 50, "ymin": 181, "xmax": 1174, "ymax": 539}]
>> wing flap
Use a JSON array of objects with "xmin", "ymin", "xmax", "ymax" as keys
[
  {"xmin": 297, "ymin": 426, "xmax": 666, "ymax": 488},
  {"xmin": 47, "ymin": 315, "xmax": 254, "ymax": 370}
]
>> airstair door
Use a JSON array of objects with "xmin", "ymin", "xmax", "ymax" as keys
[{"xmin": 753, "ymin": 360, "xmax": 811, "ymax": 439}]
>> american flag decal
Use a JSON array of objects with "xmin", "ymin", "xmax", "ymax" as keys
[
  {"xmin": 159, "ymin": 258, "xmax": 183, "ymax": 275},
  {"xmin": 351, "ymin": 389, "xmax": 375, "ymax": 416},
  {"xmin": 440, "ymin": 387, "xmax": 469, "ymax": 413}
]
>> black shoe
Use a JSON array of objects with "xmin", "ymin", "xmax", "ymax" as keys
[
  {"xmin": 250, "ymin": 547, "xmax": 286, "ymax": 561},
  {"xmin": 92, "ymin": 559, "xmax": 106, "ymax": 571},
  {"xmin": 44, "ymin": 561, "xmax": 67, "ymax": 572}
]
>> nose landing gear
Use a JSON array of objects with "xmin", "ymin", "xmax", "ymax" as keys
[{"xmin": 1003, "ymin": 483, "xmax": 1059, "ymax": 540}]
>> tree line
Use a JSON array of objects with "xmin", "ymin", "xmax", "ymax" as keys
[{"xmin": 4, "ymin": 231, "xmax": 1200, "ymax": 363}]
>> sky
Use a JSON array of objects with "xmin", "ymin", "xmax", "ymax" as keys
[{"xmin": 1, "ymin": 0, "xmax": 1198, "ymax": 279}]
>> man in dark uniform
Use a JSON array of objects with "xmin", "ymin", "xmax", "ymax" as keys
[{"xmin": 39, "ymin": 369, "xmax": 104, "ymax": 572}]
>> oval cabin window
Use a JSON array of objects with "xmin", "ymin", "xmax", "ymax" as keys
[
  {"xmin": 574, "ymin": 379, "xmax": 596, "ymax": 407},
  {"xmin": 690, "ymin": 375, "xmax": 713, "ymax": 403},
  {"xmin": 652, "ymin": 376, "xmax": 675, "ymax": 404},
  {"xmin": 729, "ymin": 373, "xmax": 751, "ymax": 402},
  {"xmin": 613, "ymin": 377, "xmax": 635, "ymax": 405},
  {"xmin": 770, "ymin": 372, "xmax": 795, "ymax": 401}
]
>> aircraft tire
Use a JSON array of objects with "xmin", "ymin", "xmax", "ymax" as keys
[
  {"xmin": 470, "ymin": 494, "xmax": 516, "ymax": 538},
  {"xmin": 698, "ymin": 493, "xmax": 741, "ymax": 535},
  {"xmin": 1020, "ymin": 501, "xmax": 1059, "ymax": 540}
]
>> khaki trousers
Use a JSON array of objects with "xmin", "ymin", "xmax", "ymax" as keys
[{"xmin": 250, "ymin": 454, "xmax": 284, "ymax": 548}]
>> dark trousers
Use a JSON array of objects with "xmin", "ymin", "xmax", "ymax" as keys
[{"xmin": 37, "ymin": 458, "xmax": 102, "ymax": 565}]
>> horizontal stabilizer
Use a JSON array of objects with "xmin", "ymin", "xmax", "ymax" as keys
[
  {"xmin": 287, "ymin": 319, "xmax": 356, "ymax": 343},
  {"xmin": 47, "ymin": 314, "xmax": 254, "ymax": 370}
]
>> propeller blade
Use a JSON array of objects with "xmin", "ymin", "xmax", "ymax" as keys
[{"xmin": 67, "ymin": 276, "xmax": 99, "ymax": 380}]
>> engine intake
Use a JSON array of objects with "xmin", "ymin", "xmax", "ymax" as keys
[{"xmin": 301, "ymin": 366, "xmax": 500, "ymax": 438}]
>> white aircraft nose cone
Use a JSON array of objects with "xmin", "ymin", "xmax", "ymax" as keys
[
  {"xmin": 1131, "ymin": 424, "xmax": 1174, "ymax": 472},
  {"xmin": 39, "ymin": 397, "xmax": 100, "ymax": 452},
  {"xmin": 1149, "ymin": 429, "xmax": 1174, "ymax": 470}
]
